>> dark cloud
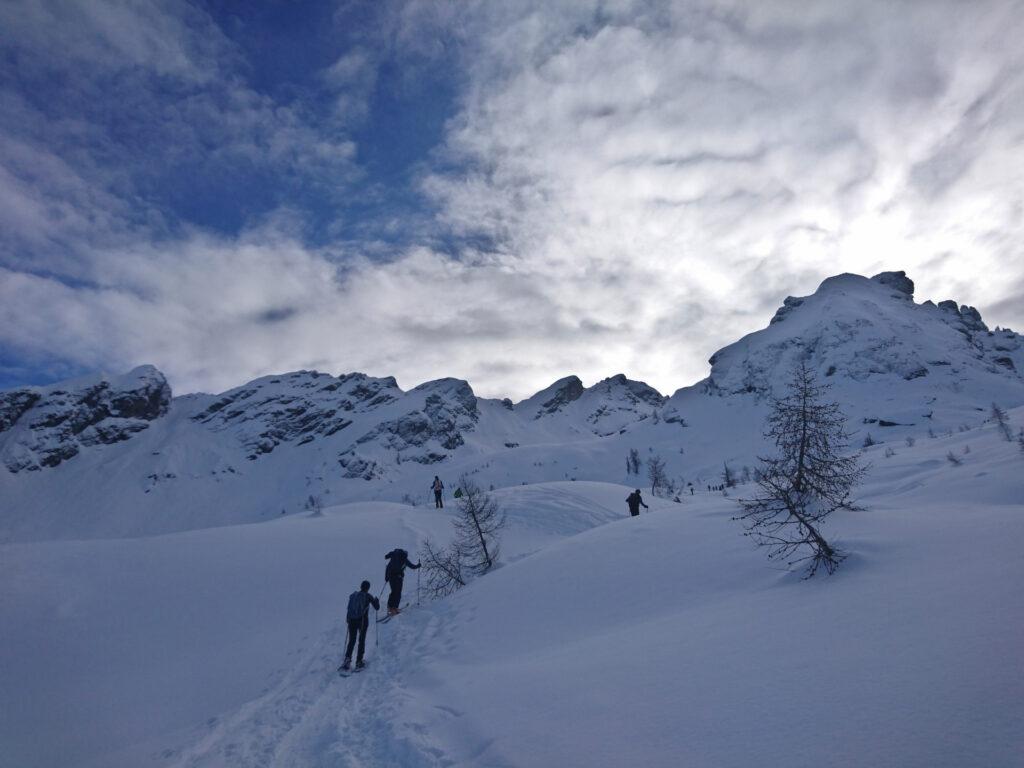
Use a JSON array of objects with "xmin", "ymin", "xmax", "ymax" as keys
[{"xmin": 256, "ymin": 307, "xmax": 299, "ymax": 324}]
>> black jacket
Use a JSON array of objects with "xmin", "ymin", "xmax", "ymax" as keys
[
  {"xmin": 626, "ymin": 492, "xmax": 648, "ymax": 512},
  {"xmin": 385, "ymin": 548, "xmax": 421, "ymax": 581}
]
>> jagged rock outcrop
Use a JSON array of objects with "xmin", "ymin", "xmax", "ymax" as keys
[
  {"xmin": 871, "ymin": 270, "xmax": 915, "ymax": 298},
  {"xmin": 769, "ymin": 296, "xmax": 805, "ymax": 324},
  {"xmin": 341, "ymin": 378, "xmax": 480, "ymax": 473},
  {"xmin": 524, "ymin": 376, "xmax": 586, "ymax": 418},
  {"xmin": 0, "ymin": 366, "xmax": 171, "ymax": 472},
  {"xmin": 191, "ymin": 371, "xmax": 399, "ymax": 460}
]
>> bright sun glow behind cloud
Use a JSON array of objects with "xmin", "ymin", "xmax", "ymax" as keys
[{"xmin": 0, "ymin": 0, "xmax": 1022, "ymax": 399}]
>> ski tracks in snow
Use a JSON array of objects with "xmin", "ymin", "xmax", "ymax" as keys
[{"xmin": 164, "ymin": 608, "xmax": 457, "ymax": 768}]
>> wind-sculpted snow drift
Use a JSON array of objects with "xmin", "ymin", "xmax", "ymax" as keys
[{"xmin": 1, "ymin": 270, "xmax": 1022, "ymax": 541}]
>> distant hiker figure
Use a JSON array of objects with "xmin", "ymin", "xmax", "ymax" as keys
[
  {"xmin": 626, "ymin": 489, "xmax": 648, "ymax": 517},
  {"xmin": 385, "ymin": 548, "xmax": 421, "ymax": 616},
  {"xmin": 432, "ymin": 476, "xmax": 444, "ymax": 508},
  {"xmin": 342, "ymin": 580, "xmax": 380, "ymax": 671}
]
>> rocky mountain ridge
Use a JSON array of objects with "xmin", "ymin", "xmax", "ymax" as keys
[
  {"xmin": 0, "ymin": 366, "xmax": 171, "ymax": 473},
  {"xmin": 2, "ymin": 269, "xmax": 1022, "ymax": 541}
]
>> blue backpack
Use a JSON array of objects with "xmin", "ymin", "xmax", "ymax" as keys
[{"xmin": 347, "ymin": 590, "xmax": 370, "ymax": 622}]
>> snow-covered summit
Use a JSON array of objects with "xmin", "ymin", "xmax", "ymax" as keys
[{"xmin": 698, "ymin": 270, "xmax": 1022, "ymax": 428}]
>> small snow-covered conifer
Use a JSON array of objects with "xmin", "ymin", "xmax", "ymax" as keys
[
  {"xmin": 722, "ymin": 462, "xmax": 736, "ymax": 488},
  {"xmin": 626, "ymin": 448, "xmax": 641, "ymax": 475},
  {"xmin": 991, "ymin": 403, "xmax": 1012, "ymax": 441}
]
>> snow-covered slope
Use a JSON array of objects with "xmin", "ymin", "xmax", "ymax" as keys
[
  {"xmin": 1, "ymin": 271, "xmax": 1022, "ymax": 542},
  {"xmin": 2, "ymin": 414, "xmax": 1022, "ymax": 767}
]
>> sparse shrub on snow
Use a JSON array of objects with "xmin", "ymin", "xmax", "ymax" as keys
[
  {"xmin": 884, "ymin": 447, "xmax": 896, "ymax": 458},
  {"xmin": 946, "ymin": 451, "xmax": 963, "ymax": 466},
  {"xmin": 863, "ymin": 433, "xmax": 876, "ymax": 448},
  {"xmin": 905, "ymin": 436, "xmax": 916, "ymax": 448}
]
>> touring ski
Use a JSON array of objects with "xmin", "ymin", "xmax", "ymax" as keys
[
  {"xmin": 376, "ymin": 603, "xmax": 412, "ymax": 623},
  {"xmin": 338, "ymin": 661, "xmax": 368, "ymax": 678}
]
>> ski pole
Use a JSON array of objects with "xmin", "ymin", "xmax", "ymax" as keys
[{"xmin": 374, "ymin": 606, "xmax": 379, "ymax": 649}]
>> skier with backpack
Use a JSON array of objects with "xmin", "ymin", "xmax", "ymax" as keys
[
  {"xmin": 626, "ymin": 488, "xmax": 648, "ymax": 517},
  {"xmin": 341, "ymin": 580, "xmax": 380, "ymax": 671},
  {"xmin": 431, "ymin": 476, "xmax": 444, "ymax": 508},
  {"xmin": 384, "ymin": 548, "xmax": 421, "ymax": 616}
]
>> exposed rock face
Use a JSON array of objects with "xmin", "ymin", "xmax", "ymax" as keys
[
  {"xmin": 0, "ymin": 391, "xmax": 41, "ymax": 433},
  {"xmin": 592, "ymin": 374, "xmax": 666, "ymax": 409},
  {"xmin": 192, "ymin": 371, "xmax": 398, "ymax": 460},
  {"xmin": 770, "ymin": 296, "xmax": 805, "ymax": 324},
  {"xmin": 0, "ymin": 366, "xmax": 171, "ymax": 472},
  {"xmin": 936, "ymin": 300, "xmax": 990, "ymax": 334},
  {"xmin": 871, "ymin": 271, "xmax": 915, "ymax": 298},
  {"xmin": 528, "ymin": 376, "xmax": 585, "ymax": 418},
  {"xmin": 958, "ymin": 306, "xmax": 988, "ymax": 333},
  {"xmin": 342, "ymin": 378, "xmax": 480, "ymax": 473}
]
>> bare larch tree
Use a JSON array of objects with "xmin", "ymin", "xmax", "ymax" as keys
[
  {"xmin": 453, "ymin": 477, "xmax": 506, "ymax": 576},
  {"xmin": 647, "ymin": 454, "xmax": 667, "ymax": 496},
  {"xmin": 991, "ymin": 403, "xmax": 1012, "ymax": 441},
  {"xmin": 420, "ymin": 476, "xmax": 505, "ymax": 596},
  {"xmin": 735, "ymin": 361, "xmax": 866, "ymax": 578}
]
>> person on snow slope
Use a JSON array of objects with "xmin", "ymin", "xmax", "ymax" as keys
[{"xmin": 385, "ymin": 548, "xmax": 421, "ymax": 616}]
